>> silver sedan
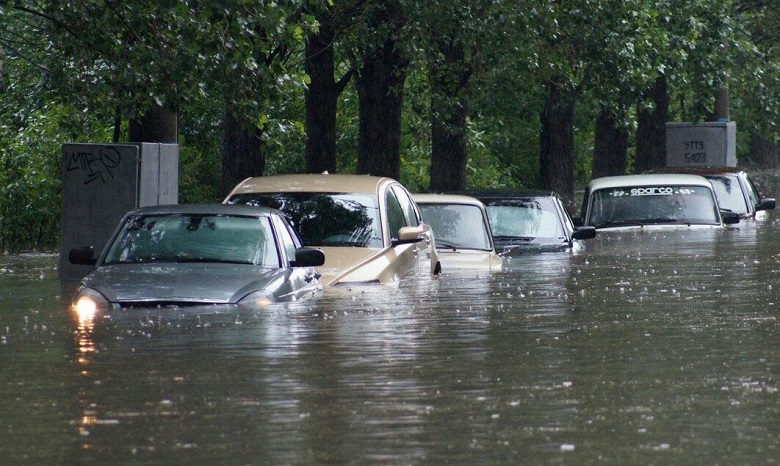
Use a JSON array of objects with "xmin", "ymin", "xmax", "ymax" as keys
[{"xmin": 68, "ymin": 204, "xmax": 324, "ymax": 314}]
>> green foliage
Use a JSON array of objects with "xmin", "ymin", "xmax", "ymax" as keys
[
  {"xmin": 0, "ymin": 102, "xmax": 113, "ymax": 251},
  {"xmin": 2, "ymin": 0, "xmax": 780, "ymax": 250}
]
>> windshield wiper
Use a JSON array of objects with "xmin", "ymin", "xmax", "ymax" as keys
[
  {"xmin": 317, "ymin": 241, "xmax": 368, "ymax": 247},
  {"xmin": 636, "ymin": 217, "xmax": 691, "ymax": 225},
  {"xmin": 597, "ymin": 218, "xmax": 692, "ymax": 228},
  {"xmin": 492, "ymin": 235, "xmax": 535, "ymax": 243},
  {"xmin": 173, "ymin": 257, "xmax": 255, "ymax": 264},
  {"xmin": 436, "ymin": 241, "xmax": 460, "ymax": 250},
  {"xmin": 595, "ymin": 221, "xmax": 644, "ymax": 228}
]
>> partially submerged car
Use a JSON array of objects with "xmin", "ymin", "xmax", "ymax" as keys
[
  {"xmin": 463, "ymin": 190, "xmax": 596, "ymax": 254},
  {"xmin": 580, "ymin": 174, "xmax": 741, "ymax": 230},
  {"xmin": 650, "ymin": 167, "xmax": 775, "ymax": 220},
  {"xmin": 413, "ymin": 193, "xmax": 502, "ymax": 271},
  {"xmin": 68, "ymin": 204, "xmax": 325, "ymax": 314},
  {"xmin": 224, "ymin": 174, "xmax": 441, "ymax": 286}
]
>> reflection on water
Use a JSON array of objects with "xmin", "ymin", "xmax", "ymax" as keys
[{"xmin": 3, "ymin": 221, "xmax": 780, "ymax": 464}]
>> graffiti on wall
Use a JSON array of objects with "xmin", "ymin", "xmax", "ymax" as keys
[{"xmin": 64, "ymin": 146, "xmax": 123, "ymax": 184}]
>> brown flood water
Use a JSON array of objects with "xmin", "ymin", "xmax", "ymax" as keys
[{"xmin": 2, "ymin": 219, "xmax": 780, "ymax": 465}]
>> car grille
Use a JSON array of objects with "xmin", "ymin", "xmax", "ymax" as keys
[{"xmin": 117, "ymin": 301, "xmax": 222, "ymax": 309}]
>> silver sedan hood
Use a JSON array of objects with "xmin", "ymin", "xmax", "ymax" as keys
[{"xmin": 81, "ymin": 263, "xmax": 289, "ymax": 305}]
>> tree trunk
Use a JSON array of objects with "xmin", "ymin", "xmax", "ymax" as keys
[
  {"xmin": 304, "ymin": 19, "xmax": 339, "ymax": 174},
  {"xmin": 634, "ymin": 75, "xmax": 669, "ymax": 173},
  {"xmin": 128, "ymin": 104, "xmax": 178, "ymax": 143},
  {"xmin": 749, "ymin": 134, "xmax": 777, "ymax": 169},
  {"xmin": 592, "ymin": 107, "xmax": 628, "ymax": 178},
  {"xmin": 356, "ymin": 38, "xmax": 407, "ymax": 180},
  {"xmin": 713, "ymin": 87, "xmax": 729, "ymax": 121},
  {"xmin": 429, "ymin": 38, "xmax": 470, "ymax": 193},
  {"xmin": 539, "ymin": 80, "xmax": 576, "ymax": 205},
  {"xmin": 220, "ymin": 101, "xmax": 265, "ymax": 198}
]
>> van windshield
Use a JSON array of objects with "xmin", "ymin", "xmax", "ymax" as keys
[{"xmin": 587, "ymin": 185, "xmax": 721, "ymax": 228}]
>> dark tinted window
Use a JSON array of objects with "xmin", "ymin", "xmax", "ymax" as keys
[
  {"xmin": 391, "ymin": 185, "xmax": 420, "ymax": 226},
  {"xmin": 385, "ymin": 190, "xmax": 407, "ymax": 240}
]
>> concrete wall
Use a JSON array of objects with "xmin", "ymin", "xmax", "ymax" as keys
[
  {"xmin": 666, "ymin": 122, "xmax": 737, "ymax": 168},
  {"xmin": 59, "ymin": 143, "xmax": 178, "ymax": 281}
]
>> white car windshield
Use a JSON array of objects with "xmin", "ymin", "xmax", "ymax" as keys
[
  {"xmin": 104, "ymin": 214, "xmax": 279, "ymax": 266},
  {"xmin": 705, "ymin": 175, "xmax": 750, "ymax": 214},
  {"xmin": 227, "ymin": 192, "xmax": 382, "ymax": 248},
  {"xmin": 588, "ymin": 185, "xmax": 720, "ymax": 228},
  {"xmin": 419, "ymin": 203, "xmax": 492, "ymax": 251}
]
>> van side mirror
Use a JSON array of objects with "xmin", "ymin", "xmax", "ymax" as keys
[
  {"xmin": 721, "ymin": 211, "xmax": 741, "ymax": 225},
  {"xmin": 757, "ymin": 198, "xmax": 776, "ymax": 211},
  {"xmin": 573, "ymin": 226, "xmax": 597, "ymax": 240}
]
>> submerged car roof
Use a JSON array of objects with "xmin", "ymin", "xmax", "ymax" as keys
[
  {"xmin": 126, "ymin": 203, "xmax": 278, "ymax": 217},
  {"xmin": 227, "ymin": 174, "xmax": 396, "ymax": 197},
  {"xmin": 587, "ymin": 173, "xmax": 714, "ymax": 191},
  {"xmin": 413, "ymin": 193, "xmax": 485, "ymax": 207}
]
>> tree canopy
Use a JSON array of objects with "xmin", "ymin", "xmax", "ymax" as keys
[{"xmin": 1, "ymin": 0, "xmax": 779, "ymax": 249}]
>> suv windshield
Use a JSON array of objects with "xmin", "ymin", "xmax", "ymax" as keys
[
  {"xmin": 588, "ymin": 185, "xmax": 720, "ymax": 228},
  {"xmin": 483, "ymin": 198, "xmax": 565, "ymax": 239},
  {"xmin": 228, "ymin": 192, "xmax": 382, "ymax": 248}
]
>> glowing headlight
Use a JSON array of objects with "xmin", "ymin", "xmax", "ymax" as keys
[
  {"xmin": 238, "ymin": 290, "xmax": 276, "ymax": 307},
  {"xmin": 72, "ymin": 288, "xmax": 111, "ymax": 322}
]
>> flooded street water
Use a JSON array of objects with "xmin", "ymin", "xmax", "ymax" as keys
[{"xmin": 3, "ymin": 220, "xmax": 780, "ymax": 465}]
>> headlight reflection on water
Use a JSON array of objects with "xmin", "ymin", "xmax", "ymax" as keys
[
  {"xmin": 74, "ymin": 296, "xmax": 98, "ymax": 328},
  {"xmin": 71, "ymin": 288, "xmax": 109, "ymax": 361}
]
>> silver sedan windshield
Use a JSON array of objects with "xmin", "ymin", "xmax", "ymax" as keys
[{"xmin": 103, "ymin": 214, "xmax": 279, "ymax": 266}]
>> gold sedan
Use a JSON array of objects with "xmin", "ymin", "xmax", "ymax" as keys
[
  {"xmin": 224, "ymin": 174, "xmax": 441, "ymax": 286},
  {"xmin": 413, "ymin": 193, "xmax": 502, "ymax": 272}
]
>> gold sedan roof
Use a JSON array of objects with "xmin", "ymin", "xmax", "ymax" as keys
[{"xmin": 225, "ymin": 173, "xmax": 396, "ymax": 199}]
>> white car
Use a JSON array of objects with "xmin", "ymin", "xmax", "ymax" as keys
[
  {"xmin": 651, "ymin": 167, "xmax": 775, "ymax": 220},
  {"xmin": 580, "ymin": 174, "xmax": 740, "ymax": 230},
  {"xmin": 413, "ymin": 194, "xmax": 502, "ymax": 271},
  {"xmin": 224, "ymin": 174, "xmax": 440, "ymax": 286}
]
